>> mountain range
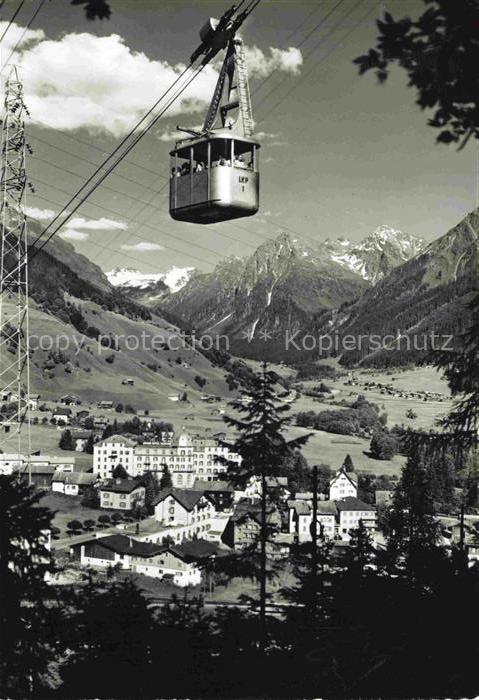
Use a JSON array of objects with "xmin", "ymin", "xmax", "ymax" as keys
[
  {"xmin": 160, "ymin": 226, "xmax": 430, "ymax": 359},
  {"xmin": 13, "ymin": 210, "xmax": 479, "ymax": 387}
]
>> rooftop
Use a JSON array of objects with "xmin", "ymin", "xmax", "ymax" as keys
[
  {"xmin": 193, "ymin": 479, "xmax": 234, "ymax": 492},
  {"xmin": 52, "ymin": 472, "xmax": 97, "ymax": 485},
  {"xmin": 100, "ymin": 478, "xmax": 143, "ymax": 494},
  {"xmin": 153, "ymin": 488, "xmax": 205, "ymax": 510},
  {"xmin": 97, "ymin": 434, "xmax": 137, "ymax": 448},
  {"xmin": 335, "ymin": 497, "xmax": 376, "ymax": 512}
]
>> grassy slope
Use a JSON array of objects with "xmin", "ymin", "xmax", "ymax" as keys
[{"xmin": 9, "ymin": 296, "xmax": 231, "ymax": 410}]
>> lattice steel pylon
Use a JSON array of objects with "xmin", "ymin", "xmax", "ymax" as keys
[{"xmin": 0, "ymin": 67, "xmax": 32, "ymax": 481}]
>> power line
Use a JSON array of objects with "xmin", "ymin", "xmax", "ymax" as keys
[
  {"xmin": 30, "ymin": 191, "xmax": 217, "ymax": 270},
  {"xmin": 28, "ymin": 176, "xmax": 225, "ymax": 260},
  {"xmin": 33, "ymin": 61, "xmax": 199, "ymax": 248},
  {"xmin": 251, "ymin": 0, "xmax": 347, "ymax": 99},
  {"xmin": 0, "ymin": 0, "xmax": 25, "ymax": 44},
  {"xmin": 255, "ymin": 0, "xmax": 366, "ymax": 117},
  {"xmin": 0, "ymin": 0, "xmax": 48, "ymax": 73},
  {"xmin": 30, "ymin": 149, "xmax": 278, "ymax": 250}
]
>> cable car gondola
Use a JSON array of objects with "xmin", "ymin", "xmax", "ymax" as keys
[{"xmin": 169, "ymin": 19, "xmax": 260, "ymax": 224}]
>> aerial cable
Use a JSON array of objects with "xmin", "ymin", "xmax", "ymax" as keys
[
  {"xmin": 256, "ymin": 0, "xmax": 374, "ymax": 124},
  {"xmin": 0, "ymin": 0, "xmax": 25, "ymax": 43},
  {"xmin": 27, "ymin": 63, "xmax": 208, "ymax": 262},
  {"xmin": 251, "ymin": 0, "xmax": 347, "ymax": 99},
  {"xmin": 0, "ymin": 0, "xmax": 48, "ymax": 73},
  {"xmin": 34, "ymin": 61, "xmax": 198, "ymax": 245},
  {"xmin": 255, "ymin": 0, "xmax": 364, "ymax": 115},
  {"xmin": 31, "ymin": 190, "xmax": 223, "ymax": 269}
]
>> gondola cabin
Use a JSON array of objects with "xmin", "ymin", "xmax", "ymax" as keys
[{"xmin": 169, "ymin": 132, "xmax": 260, "ymax": 224}]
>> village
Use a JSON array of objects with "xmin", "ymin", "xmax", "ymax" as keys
[{"xmin": 1, "ymin": 385, "xmax": 478, "ymax": 600}]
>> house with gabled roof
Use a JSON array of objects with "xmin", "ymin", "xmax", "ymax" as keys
[
  {"xmin": 329, "ymin": 467, "xmax": 358, "ymax": 501},
  {"xmin": 99, "ymin": 478, "xmax": 145, "ymax": 510},
  {"xmin": 336, "ymin": 497, "xmax": 376, "ymax": 538},
  {"xmin": 51, "ymin": 407, "xmax": 72, "ymax": 425},
  {"xmin": 153, "ymin": 487, "xmax": 216, "ymax": 527},
  {"xmin": 74, "ymin": 534, "xmax": 219, "ymax": 586},
  {"xmin": 52, "ymin": 471, "xmax": 98, "ymax": 496},
  {"xmin": 288, "ymin": 499, "xmax": 337, "ymax": 542}
]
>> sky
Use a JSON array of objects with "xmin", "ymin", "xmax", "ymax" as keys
[{"xmin": 0, "ymin": 0, "xmax": 478, "ymax": 275}]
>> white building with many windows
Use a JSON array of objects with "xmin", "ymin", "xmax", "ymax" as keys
[
  {"xmin": 93, "ymin": 431, "xmax": 240, "ymax": 486},
  {"xmin": 329, "ymin": 467, "xmax": 358, "ymax": 501},
  {"xmin": 93, "ymin": 435, "xmax": 136, "ymax": 479}
]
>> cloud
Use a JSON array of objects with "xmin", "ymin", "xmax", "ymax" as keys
[
  {"xmin": 25, "ymin": 205, "xmax": 56, "ymax": 220},
  {"xmin": 0, "ymin": 23, "xmax": 303, "ymax": 137},
  {"xmin": 121, "ymin": 241, "xmax": 163, "ymax": 252},
  {"xmin": 67, "ymin": 216, "xmax": 127, "ymax": 230},
  {"xmin": 244, "ymin": 46, "xmax": 303, "ymax": 79},
  {"xmin": 0, "ymin": 21, "xmax": 44, "ymax": 54},
  {"xmin": 60, "ymin": 229, "xmax": 89, "ymax": 241}
]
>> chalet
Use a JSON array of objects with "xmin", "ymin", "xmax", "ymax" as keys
[
  {"xmin": 99, "ymin": 478, "xmax": 145, "ymax": 510},
  {"xmin": 74, "ymin": 534, "xmax": 218, "ymax": 586},
  {"xmin": 221, "ymin": 501, "xmax": 282, "ymax": 551},
  {"xmin": 52, "ymin": 407, "xmax": 72, "ymax": 425},
  {"xmin": 335, "ymin": 497, "xmax": 377, "ymax": 539},
  {"xmin": 60, "ymin": 395, "xmax": 81, "ymax": 406},
  {"xmin": 121, "ymin": 378, "xmax": 135, "ymax": 386},
  {"xmin": 52, "ymin": 472, "xmax": 97, "ymax": 496},
  {"xmin": 153, "ymin": 488, "xmax": 215, "ymax": 528},
  {"xmin": 193, "ymin": 479, "xmax": 234, "ymax": 512},
  {"xmin": 71, "ymin": 431, "xmax": 92, "ymax": 452},
  {"xmin": 288, "ymin": 499, "xmax": 337, "ymax": 542},
  {"xmin": 98, "ymin": 400, "xmax": 114, "ymax": 410},
  {"xmin": 1, "ymin": 453, "xmax": 75, "ymax": 479},
  {"xmin": 329, "ymin": 467, "xmax": 358, "ymax": 501},
  {"xmin": 76, "ymin": 410, "xmax": 90, "ymax": 422},
  {"xmin": 238, "ymin": 475, "xmax": 290, "ymax": 503}
]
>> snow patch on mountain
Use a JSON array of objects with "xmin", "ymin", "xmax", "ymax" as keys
[
  {"xmin": 325, "ymin": 226, "xmax": 426, "ymax": 282},
  {"xmin": 107, "ymin": 266, "xmax": 195, "ymax": 293}
]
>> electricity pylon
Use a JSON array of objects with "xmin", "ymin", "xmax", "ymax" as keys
[{"xmin": 0, "ymin": 67, "xmax": 32, "ymax": 481}]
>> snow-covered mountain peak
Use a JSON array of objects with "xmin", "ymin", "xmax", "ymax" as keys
[{"xmin": 107, "ymin": 266, "xmax": 195, "ymax": 293}]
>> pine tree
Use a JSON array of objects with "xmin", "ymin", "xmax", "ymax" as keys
[
  {"xmin": 344, "ymin": 519, "xmax": 375, "ymax": 577},
  {"xmin": 159, "ymin": 464, "xmax": 173, "ymax": 490},
  {"xmin": 383, "ymin": 456, "xmax": 445, "ymax": 586},
  {"xmin": 112, "ymin": 464, "xmax": 128, "ymax": 479},
  {"xmin": 139, "ymin": 471, "xmax": 161, "ymax": 511},
  {"xmin": 84, "ymin": 434, "xmax": 94, "ymax": 454},
  {"xmin": 218, "ymin": 361, "xmax": 310, "ymax": 635},
  {"xmin": 59, "ymin": 429, "xmax": 74, "ymax": 450},
  {"xmin": 0, "ymin": 475, "xmax": 59, "ymax": 696},
  {"xmin": 342, "ymin": 454, "xmax": 354, "ymax": 472}
]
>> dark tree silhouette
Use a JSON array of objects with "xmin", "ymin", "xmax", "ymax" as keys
[
  {"xmin": 0, "ymin": 475, "xmax": 59, "ymax": 696},
  {"xmin": 355, "ymin": 1, "xmax": 479, "ymax": 149},
  {"xmin": 112, "ymin": 464, "xmax": 129, "ymax": 480},
  {"xmin": 159, "ymin": 463, "xmax": 173, "ymax": 490},
  {"xmin": 218, "ymin": 361, "xmax": 310, "ymax": 637}
]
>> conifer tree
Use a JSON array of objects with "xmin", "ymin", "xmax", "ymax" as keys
[
  {"xmin": 218, "ymin": 361, "xmax": 310, "ymax": 632},
  {"xmin": 59, "ymin": 429, "xmax": 74, "ymax": 450},
  {"xmin": 0, "ymin": 475, "xmax": 59, "ymax": 696},
  {"xmin": 159, "ymin": 463, "xmax": 173, "ymax": 490}
]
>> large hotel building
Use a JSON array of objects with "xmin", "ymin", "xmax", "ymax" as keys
[{"xmin": 93, "ymin": 431, "xmax": 240, "ymax": 488}]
